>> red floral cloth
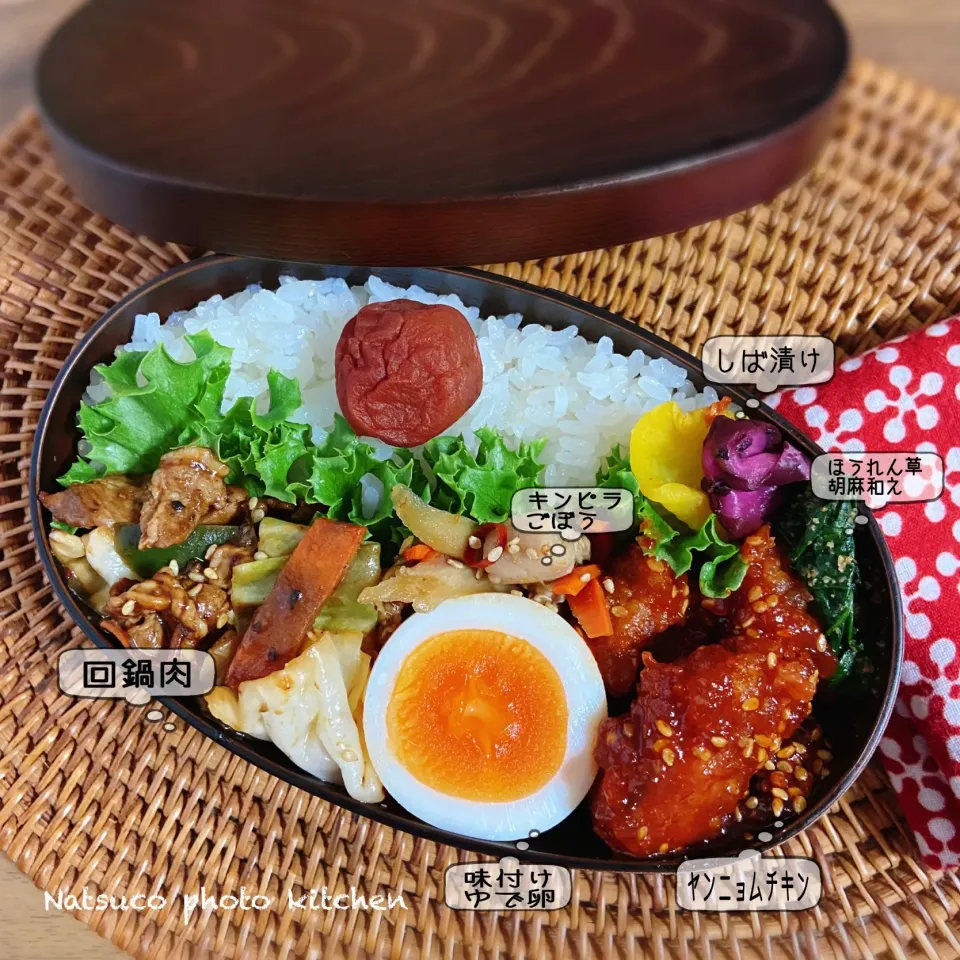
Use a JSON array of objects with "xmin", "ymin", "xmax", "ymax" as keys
[{"xmin": 770, "ymin": 318, "xmax": 960, "ymax": 870}]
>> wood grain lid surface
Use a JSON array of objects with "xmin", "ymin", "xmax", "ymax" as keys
[{"xmin": 36, "ymin": 0, "xmax": 848, "ymax": 264}]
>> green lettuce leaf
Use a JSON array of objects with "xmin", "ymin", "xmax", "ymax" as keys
[
  {"xmin": 423, "ymin": 428, "xmax": 546, "ymax": 524},
  {"xmin": 595, "ymin": 445, "xmax": 747, "ymax": 598},
  {"xmin": 72, "ymin": 332, "xmax": 232, "ymax": 476}
]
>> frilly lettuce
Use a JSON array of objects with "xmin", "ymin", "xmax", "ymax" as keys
[
  {"xmin": 58, "ymin": 334, "xmax": 545, "ymax": 553},
  {"xmin": 596, "ymin": 446, "xmax": 747, "ymax": 598}
]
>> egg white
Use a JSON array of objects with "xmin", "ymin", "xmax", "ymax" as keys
[{"xmin": 363, "ymin": 593, "xmax": 607, "ymax": 841}]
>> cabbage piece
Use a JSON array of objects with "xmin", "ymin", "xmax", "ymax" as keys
[
  {"xmin": 358, "ymin": 554, "xmax": 506, "ymax": 613},
  {"xmin": 205, "ymin": 630, "xmax": 383, "ymax": 803},
  {"xmin": 702, "ymin": 418, "xmax": 810, "ymax": 538},
  {"xmin": 257, "ymin": 517, "xmax": 308, "ymax": 558}
]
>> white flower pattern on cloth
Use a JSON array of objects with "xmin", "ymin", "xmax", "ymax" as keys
[{"xmin": 773, "ymin": 316, "xmax": 960, "ymax": 869}]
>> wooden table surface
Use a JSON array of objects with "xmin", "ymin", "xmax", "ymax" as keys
[{"xmin": 1, "ymin": 0, "xmax": 959, "ymax": 958}]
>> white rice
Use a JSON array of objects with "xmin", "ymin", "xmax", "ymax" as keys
[{"xmin": 86, "ymin": 275, "xmax": 717, "ymax": 486}]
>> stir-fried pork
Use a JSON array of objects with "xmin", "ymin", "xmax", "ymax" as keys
[
  {"xmin": 138, "ymin": 446, "xmax": 247, "ymax": 549},
  {"xmin": 40, "ymin": 474, "xmax": 147, "ymax": 529},
  {"xmin": 104, "ymin": 564, "xmax": 231, "ymax": 649}
]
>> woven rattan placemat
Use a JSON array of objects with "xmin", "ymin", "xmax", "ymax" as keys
[{"xmin": 1, "ymin": 59, "xmax": 959, "ymax": 960}]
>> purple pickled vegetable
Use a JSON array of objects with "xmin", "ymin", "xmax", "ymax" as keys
[{"xmin": 702, "ymin": 417, "xmax": 810, "ymax": 537}]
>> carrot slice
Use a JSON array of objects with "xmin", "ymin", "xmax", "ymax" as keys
[
  {"xmin": 550, "ymin": 564, "xmax": 602, "ymax": 597},
  {"xmin": 402, "ymin": 543, "xmax": 438, "ymax": 563},
  {"xmin": 225, "ymin": 517, "xmax": 366, "ymax": 690},
  {"xmin": 567, "ymin": 578, "xmax": 613, "ymax": 638}
]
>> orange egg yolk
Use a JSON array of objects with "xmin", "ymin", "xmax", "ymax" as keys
[{"xmin": 386, "ymin": 629, "xmax": 568, "ymax": 802}]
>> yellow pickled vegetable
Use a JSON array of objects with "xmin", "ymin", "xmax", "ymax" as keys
[{"xmin": 630, "ymin": 401, "xmax": 712, "ymax": 529}]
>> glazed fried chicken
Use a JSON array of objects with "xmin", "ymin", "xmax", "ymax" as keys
[
  {"xmin": 585, "ymin": 542, "xmax": 690, "ymax": 696},
  {"xmin": 40, "ymin": 474, "xmax": 147, "ymax": 529},
  {"xmin": 592, "ymin": 527, "xmax": 837, "ymax": 856},
  {"xmin": 139, "ymin": 446, "xmax": 247, "ymax": 549}
]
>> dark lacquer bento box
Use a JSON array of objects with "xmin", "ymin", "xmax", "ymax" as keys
[{"xmin": 30, "ymin": 256, "xmax": 902, "ymax": 872}]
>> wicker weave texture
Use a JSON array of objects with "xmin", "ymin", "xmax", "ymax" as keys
[{"xmin": 1, "ymin": 60, "xmax": 959, "ymax": 960}]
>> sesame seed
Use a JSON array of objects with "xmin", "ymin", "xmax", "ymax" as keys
[
  {"xmin": 711, "ymin": 736, "xmax": 728, "ymax": 748},
  {"xmin": 446, "ymin": 558, "xmax": 465, "ymax": 569},
  {"xmin": 475, "ymin": 569, "xmax": 484, "ymax": 580},
  {"xmin": 254, "ymin": 551, "xmax": 268, "ymax": 561},
  {"xmin": 602, "ymin": 578, "xmax": 614, "ymax": 594},
  {"xmin": 611, "ymin": 605, "xmax": 628, "ymax": 618},
  {"xmin": 793, "ymin": 742, "xmax": 807, "ymax": 755},
  {"xmin": 525, "ymin": 548, "xmax": 539, "ymax": 560},
  {"xmin": 817, "ymin": 634, "xmax": 828, "ymax": 652},
  {"xmin": 767, "ymin": 595, "xmax": 779, "ymax": 608},
  {"xmin": 820, "ymin": 767, "xmax": 830, "ymax": 779},
  {"xmin": 658, "ymin": 843, "xmax": 669, "ymax": 854},
  {"xmin": 203, "ymin": 567, "xmax": 218, "ymax": 580},
  {"xmin": 745, "ymin": 796, "xmax": 759, "ymax": 809},
  {"xmin": 606, "ymin": 731, "xmax": 618, "ymax": 746},
  {"xmin": 205, "ymin": 544, "xmax": 217, "ymax": 560},
  {"xmin": 793, "ymin": 796, "xmax": 807, "ymax": 814},
  {"xmin": 508, "ymin": 537, "xmax": 520, "ymax": 547},
  {"xmin": 812, "ymin": 759, "xmax": 823, "ymax": 773},
  {"xmin": 787, "ymin": 786, "xmax": 802, "ymax": 797},
  {"xmin": 188, "ymin": 584, "xmax": 203, "ymax": 598},
  {"xmin": 754, "ymin": 734, "xmax": 775, "ymax": 749},
  {"xmin": 767, "ymin": 652, "xmax": 778, "ymax": 668},
  {"xmin": 764, "ymin": 760, "xmax": 775, "ymax": 771},
  {"xmin": 507, "ymin": 543, "xmax": 520, "ymax": 554},
  {"xmin": 777, "ymin": 745, "xmax": 796, "ymax": 759},
  {"xmin": 637, "ymin": 826, "xmax": 648, "ymax": 840},
  {"xmin": 248, "ymin": 496, "xmax": 259, "ymax": 510},
  {"xmin": 756, "ymin": 748, "xmax": 768, "ymax": 764},
  {"xmin": 468, "ymin": 536, "xmax": 482, "ymax": 549},
  {"xmin": 693, "ymin": 745, "xmax": 713, "ymax": 761},
  {"xmin": 252, "ymin": 509, "xmax": 265, "ymax": 523},
  {"xmin": 811, "ymin": 727, "xmax": 822, "ymax": 741},
  {"xmin": 734, "ymin": 805, "xmax": 743, "ymax": 822},
  {"xmin": 748, "ymin": 585, "xmax": 762, "ymax": 602},
  {"xmin": 742, "ymin": 740, "xmax": 755, "ymax": 759},
  {"xmin": 752, "ymin": 600, "xmax": 767, "ymax": 613},
  {"xmin": 771, "ymin": 787, "xmax": 789, "ymax": 800},
  {"xmin": 216, "ymin": 613, "xmax": 228, "ymax": 629},
  {"xmin": 771, "ymin": 798, "xmax": 784, "ymax": 817},
  {"xmin": 652, "ymin": 738, "xmax": 669, "ymax": 752},
  {"xmin": 816, "ymin": 749, "xmax": 833, "ymax": 761},
  {"xmin": 168, "ymin": 559, "xmax": 180, "ymax": 576},
  {"xmin": 741, "ymin": 697, "xmax": 760, "ymax": 712},
  {"xmin": 189, "ymin": 571, "xmax": 206, "ymax": 583},
  {"xmin": 622, "ymin": 722, "xmax": 634, "ymax": 737},
  {"xmin": 646, "ymin": 558, "xmax": 665, "ymax": 573},
  {"xmin": 655, "ymin": 720, "xmax": 673, "ymax": 738},
  {"xmin": 741, "ymin": 616, "xmax": 755, "ymax": 627},
  {"xmin": 580, "ymin": 572, "xmax": 592, "ymax": 582},
  {"xmin": 795, "ymin": 766, "xmax": 809, "ymax": 782},
  {"xmin": 662, "ymin": 748, "xmax": 675, "ymax": 767},
  {"xmin": 510, "ymin": 589, "xmax": 524, "ymax": 597},
  {"xmin": 777, "ymin": 761, "xmax": 794, "ymax": 774},
  {"xmin": 121, "ymin": 600, "xmax": 136, "ymax": 616}
]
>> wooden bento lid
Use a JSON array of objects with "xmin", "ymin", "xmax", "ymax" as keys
[{"xmin": 35, "ymin": 0, "xmax": 848, "ymax": 266}]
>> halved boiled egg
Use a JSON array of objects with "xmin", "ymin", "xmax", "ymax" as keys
[{"xmin": 363, "ymin": 594, "xmax": 607, "ymax": 841}]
